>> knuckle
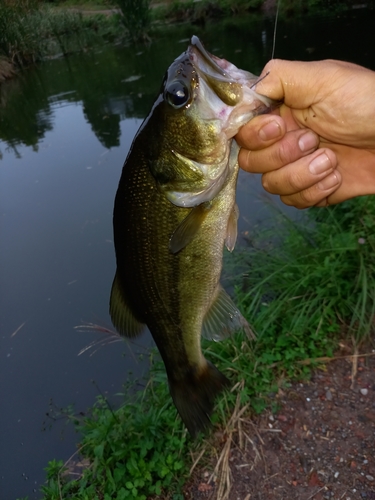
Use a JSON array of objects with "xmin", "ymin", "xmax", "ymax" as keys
[
  {"xmin": 261, "ymin": 173, "xmax": 275, "ymax": 194},
  {"xmin": 298, "ymin": 188, "xmax": 314, "ymax": 205},
  {"xmin": 287, "ymin": 172, "xmax": 305, "ymax": 192},
  {"xmin": 281, "ymin": 195, "xmax": 307, "ymax": 210},
  {"xmin": 261, "ymin": 174, "xmax": 269, "ymax": 190},
  {"xmin": 297, "ymin": 186, "xmax": 325, "ymax": 207},
  {"xmin": 273, "ymin": 137, "xmax": 295, "ymax": 167},
  {"xmin": 238, "ymin": 148, "xmax": 250, "ymax": 170},
  {"xmin": 281, "ymin": 186, "xmax": 319, "ymax": 209},
  {"xmin": 280, "ymin": 195, "xmax": 294, "ymax": 207}
]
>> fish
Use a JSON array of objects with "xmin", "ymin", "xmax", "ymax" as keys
[{"xmin": 110, "ymin": 36, "xmax": 275, "ymax": 437}]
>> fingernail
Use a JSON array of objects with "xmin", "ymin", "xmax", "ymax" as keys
[
  {"xmin": 259, "ymin": 120, "xmax": 282, "ymax": 141},
  {"xmin": 299, "ymin": 131, "xmax": 319, "ymax": 152},
  {"xmin": 309, "ymin": 153, "xmax": 332, "ymax": 175},
  {"xmin": 318, "ymin": 172, "xmax": 339, "ymax": 191}
]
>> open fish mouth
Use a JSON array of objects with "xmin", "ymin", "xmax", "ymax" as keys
[
  {"xmin": 188, "ymin": 35, "xmax": 262, "ymax": 95},
  {"xmin": 189, "ymin": 35, "xmax": 229, "ymax": 79},
  {"xmin": 187, "ymin": 36, "xmax": 273, "ymax": 135},
  {"xmin": 157, "ymin": 36, "xmax": 276, "ymax": 209}
]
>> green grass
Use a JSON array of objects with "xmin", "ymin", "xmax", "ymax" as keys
[
  {"xmin": 40, "ymin": 362, "xmax": 190, "ymax": 500},
  {"xmin": 0, "ymin": 1, "xmax": 123, "ymax": 67},
  {"xmin": 37, "ymin": 196, "xmax": 375, "ymax": 499},
  {"xmin": 237, "ymin": 196, "xmax": 375, "ymax": 350}
]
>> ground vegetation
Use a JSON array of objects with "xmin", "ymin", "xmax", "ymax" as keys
[{"xmin": 35, "ymin": 197, "xmax": 375, "ymax": 499}]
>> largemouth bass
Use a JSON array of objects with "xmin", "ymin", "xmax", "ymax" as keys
[{"xmin": 110, "ymin": 36, "xmax": 275, "ymax": 437}]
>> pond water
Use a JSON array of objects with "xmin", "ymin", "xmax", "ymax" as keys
[{"xmin": 1, "ymin": 7, "xmax": 375, "ymax": 499}]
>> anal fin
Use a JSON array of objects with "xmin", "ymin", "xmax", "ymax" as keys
[
  {"xmin": 109, "ymin": 273, "xmax": 146, "ymax": 338},
  {"xmin": 202, "ymin": 285, "xmax": 255, "ymax": 341}
]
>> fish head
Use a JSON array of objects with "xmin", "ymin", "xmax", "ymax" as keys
[{"xmin": 147, "ymin": 36, "xmax": 276, "ymax": 208}]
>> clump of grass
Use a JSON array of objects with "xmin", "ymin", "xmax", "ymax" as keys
[
  {"xmin": 0, "ymin": 1, "xmax": 122, "ymax": 68},
  {"xmin": 237, "ymin": 196, "xmax": 375, "ymax": 352},
  {"xmin": 0, "ymin": 0, "xmax": 40, "ymax": 66}
]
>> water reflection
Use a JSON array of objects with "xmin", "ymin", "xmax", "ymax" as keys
[
  {"xmin": 1, "ymin": 8, "xmax": 374, "ymax": 156},
  {"xmin": 0, "ymin": 15, "xmax": 273, "ymax": 154},
  {"xmin": 1, "ymin": 8, "xmax": 375, "ymax": 500}
]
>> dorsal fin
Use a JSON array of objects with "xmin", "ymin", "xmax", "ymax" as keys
[
  {"xmin": 109, "ymin": 273, "xmax": 146, "ymax": 338},
  {"xmin": 202, "ymin": 285, "xmax": 255, "ymax": 341}
]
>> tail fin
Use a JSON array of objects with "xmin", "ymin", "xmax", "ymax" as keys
[{"xmin": 168, "ymin": 361, "xmax": 230, "ymax": 438}]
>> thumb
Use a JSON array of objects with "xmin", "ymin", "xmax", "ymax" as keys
[{"xmin": 255, "ymin": 59, "xmax": 324, "ymax": 109}]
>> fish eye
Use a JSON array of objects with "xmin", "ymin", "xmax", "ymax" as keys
[{"xmin": 165, "ymin": 81, "xmax": 190, "ymax": 109}]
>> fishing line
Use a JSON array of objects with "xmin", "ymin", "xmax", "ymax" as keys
[
  {"xmin": 272, "ymin": 0, "xmax": 280, "ymax": 60},
  {"xmin": 250, "ymin": 0, "xmax": 280, "ymax": 90},
  {"xmin": 250, "ymin": 71, "xmax": 270, "ymax": 89}
]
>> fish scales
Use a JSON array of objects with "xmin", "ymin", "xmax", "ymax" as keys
[
  {"xmin": 110, "ymin": 36, "xmax": 276, "ymax": 436},
  {"xmin": 113, "ymin": 127, "xmax": 235, "ymax": 370}
]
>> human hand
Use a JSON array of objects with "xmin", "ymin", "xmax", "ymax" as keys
[{"xmin": 237, "ymin": 59, "xmax": 375, "ymax": 208}]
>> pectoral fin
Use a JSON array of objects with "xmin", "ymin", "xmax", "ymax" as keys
[
  {"xmin": 109, "ymin": 273, "xmax": 146, "ymax": 337},
  {"xmin": 202, "ymin": 285, "xmax": 255, "ymax": 341},
  {"xmin": 169, "ymin": 202, "xmax": 211, "ymax": 254},
  {"xmin": 225, "ymin": 203, "xmax": 239, "ymax": 252}
]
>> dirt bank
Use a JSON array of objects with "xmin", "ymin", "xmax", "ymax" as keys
[{"xmin": 184, "ymin": 350, "xmax": 375, "ymax": 499}]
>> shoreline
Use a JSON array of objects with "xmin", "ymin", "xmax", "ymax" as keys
[
  {"xmin": 0, "ymin": 0, "xmax": 281, "ymax": 88},
  {"xmin": 0, "ymin": 57, "xmax": 17, "ymax": 84}
]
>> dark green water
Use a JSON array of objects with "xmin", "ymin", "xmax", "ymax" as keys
[{"xmin": 1, "ymin": 8, "xmax": 374, "ymax": 499}]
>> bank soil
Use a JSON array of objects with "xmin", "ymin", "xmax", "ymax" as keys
[{"xmin": 184, "ymin": 350, "xmax": 375, "ymax": 500}]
